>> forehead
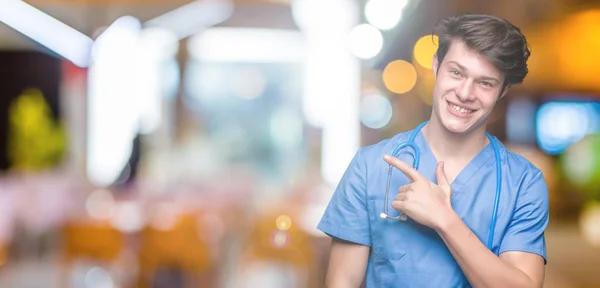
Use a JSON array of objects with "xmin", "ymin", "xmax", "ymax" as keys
[{"xmin": 443, "ymin": 40, "xmax": 503, "ymax": 79}]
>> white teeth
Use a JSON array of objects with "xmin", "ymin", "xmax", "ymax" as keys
[{"xmin": 450, "ymin": 103, "xmax": 474, "ymax": 114}]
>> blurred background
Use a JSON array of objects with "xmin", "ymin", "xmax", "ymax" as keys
[{"xmin": 0, "ymin": 0, "xmax": 598, "ymax": 287}]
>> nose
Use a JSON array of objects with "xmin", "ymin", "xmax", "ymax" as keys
[{"xmin": 456, "ymin": 80, "xmax": 476, "ymax": 102}]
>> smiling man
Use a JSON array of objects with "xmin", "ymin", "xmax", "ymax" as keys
[{"xmin": 317, "ymin": 14, "xmax": 549, "ymax": 287}]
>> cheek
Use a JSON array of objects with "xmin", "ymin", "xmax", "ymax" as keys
[
  {"xmin": 479, "ymin": 93, "xmax": 499, "ymax": 110},
  {"xmin": 433, "ymin": 80, "xmax": 455, "ymax": 97}
]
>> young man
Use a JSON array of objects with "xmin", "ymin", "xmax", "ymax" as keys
[{"xmin": 317, "ymin": 14, "xmax": 549, "ymax": 287}]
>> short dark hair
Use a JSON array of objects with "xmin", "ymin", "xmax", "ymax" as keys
[{"xmin": 433, "ymin": 14, "xmax": 531, "ymax": 86}]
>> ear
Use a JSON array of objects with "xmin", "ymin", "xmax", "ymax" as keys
[{"xmin": 432, "ymin": 54, "xmax": 439, "ymax": 78}]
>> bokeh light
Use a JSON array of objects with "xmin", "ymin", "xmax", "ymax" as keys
[
  {"xmin": 109, "ymin": 201, "xmax": 144, "ymax": 233},
  {"xmin": 506, "ymin": 98, "xmax": 538, "ymax": 145},
  {"xmin": 413, "ymin": 35, "xmax": 439, "ymax": 69},
  {"xmin": 360, "ymin": 93, "xmax": 393, "ymax": 129},
  {"xmin": 561, "ymin": 134, "xmax": 600, "ymax": 196},
  {"xmin": 382, "ymin": 60, "xmax": 417, "ymax": 94},
  {"xmin": 348, "ymin": 24, "xmax": 383, "ymax": 59},
  {"xmin": 275, "ymin": 215, "xmax": 292, "ymax": 231},
  {"xmin": 556, "ymin": 10, "xmax": 600, "ymax": 91},
  {"xmin": 149, "ymin": 202, "xmax": 180, "ymax": 231},
  {"xmin": 364, "ymin": 0, "xmax": 407, "ymax": 30},
  {"xmin": 270, "ymin": 108, "xmax": 303, "ymax": 147},
  {"xmin": 580, "ymin": 201, "xmax": 600, "ymax": 247},
  {"xmin": 84, "ymin": 266, "xmax": 115, "ymax": 288},
  {"xmin": 537, "ymin": 101, "xmax": 600, "ymax": 155},
  {"xmin": 270, "ymin": 230, "xmax": 290, "ymax": 249},
  {"xmin": 413, "ymin": 63, "xmax": 435, "ymax": 106},
  {"xmin": 85, "ymin": 189, "xmax": 116, "ymax": 220}
]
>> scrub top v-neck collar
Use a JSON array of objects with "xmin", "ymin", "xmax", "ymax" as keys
[{"xmin": 413, "ymin": 129, "xmax": 497, "ymax": 197}]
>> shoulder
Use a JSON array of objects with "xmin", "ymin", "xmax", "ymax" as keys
[
  {"xmin": 503, "ymin": 145, "xmax": 542, "ymax": 176},
  {"xmin": 496, "ymin": 140, "xmax": 548, "ymax": 197}
]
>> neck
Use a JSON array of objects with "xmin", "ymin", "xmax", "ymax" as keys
[{"xmin": 422, "ymin": 115, "xmax": 490, "ymax": 161}]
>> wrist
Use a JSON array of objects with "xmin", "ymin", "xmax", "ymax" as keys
[{"xmin": 435, "ymin": 209, "xmax": 461, "ymax": 234}]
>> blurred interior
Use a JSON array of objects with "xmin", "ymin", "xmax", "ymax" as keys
[{"xmin": 0, "ymin": 0, "xmax": 599, "ymax": 287}]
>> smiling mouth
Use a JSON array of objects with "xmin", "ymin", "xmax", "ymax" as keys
[{"xmin": 447, "ymin": 101, "xmax": 476, "ymax": 114}]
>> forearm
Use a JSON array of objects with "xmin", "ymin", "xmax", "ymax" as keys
[
  {"xmin": 325, "ymin": 268, "xmax": 365, "ymax": 288},
  {"xmin": 325, "ymin": 238, "xmax": 369, "ymax": 288},
  {"xmin": 325, "ymin": 277, "xmax": 364, "ymax": 288},
  {"xmin": 436, "ymin": 212, "xmax": 538, "ymax": 288}
]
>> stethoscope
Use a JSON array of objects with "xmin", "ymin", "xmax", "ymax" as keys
[{"xmin": 379, "ymin": 121, "xmax": 502, "ymax": 251}]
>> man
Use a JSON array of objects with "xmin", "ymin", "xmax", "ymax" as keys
[{"xmin": 317, "ymin": 14, "xmax": 549, "ymax": 287}]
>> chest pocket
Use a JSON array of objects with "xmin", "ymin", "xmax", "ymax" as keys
[
  {"xmin": 367, "ymin": 198, "xmax": 469, "ymax": 287},
  {"xmin": 368, "ymin": 199, "xmax": 430, "ymax": 286}
]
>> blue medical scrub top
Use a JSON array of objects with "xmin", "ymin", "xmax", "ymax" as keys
[{"xmin": 317, "ymin": 127, "xmax": 549, "ymax": 287}]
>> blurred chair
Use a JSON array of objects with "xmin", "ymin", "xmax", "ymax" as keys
[
  {"xmin": 136, "ymin": 213, "xmax": 212, "ymax": 288},
  {"xmin": 236, "ymin": 212, "xmax": 317, "ymax": 288},
  {"xmin": 59, "ymin": 220, "xmax": 125, "ymax": 287}
]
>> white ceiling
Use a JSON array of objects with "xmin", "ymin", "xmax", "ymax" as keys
[
  {"xmin": 0, "ymin": 1, "xmax": 298, "ymax": 50},
  {"xmin": 0, "ymin": 0, "xmax": 572, "ymax": 58}
]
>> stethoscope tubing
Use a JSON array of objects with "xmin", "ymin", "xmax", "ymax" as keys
[{"xmin": 381, "ymin": 121, "xmax": 501, "ymax": 252}]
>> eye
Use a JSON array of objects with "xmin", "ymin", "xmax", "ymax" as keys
[
  {"xmin": 479, "ymin": 81, "xmax": 493, "ymax": 88},
  {"xmin": 450, "ymin": 70, "xmax": 462, "ymax": 77}
]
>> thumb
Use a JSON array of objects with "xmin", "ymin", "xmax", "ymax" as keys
[{"xmin": 436, "ymin": 161, "xmax": 451, "ymax": 189}]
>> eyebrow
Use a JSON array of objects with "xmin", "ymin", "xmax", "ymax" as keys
[{"xmin": 447, "ymin": 61, "xmax": 501, "ymax": 84}]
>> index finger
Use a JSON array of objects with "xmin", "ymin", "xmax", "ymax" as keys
[{"xmin": 384, "ymin": 154, "xmax": 422, "ymax": 182}]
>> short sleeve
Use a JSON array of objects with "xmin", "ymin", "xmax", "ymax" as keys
[
  {"xmin": 499, "ymin": 171, "xmax": 550, "ymax": 263},
  {"xmin": 317, "ymin": 149, "xmax": 371, "ymax": 247}
]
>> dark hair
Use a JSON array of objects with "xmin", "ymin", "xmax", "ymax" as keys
[{"xmin": 434, "ymin": 14, "xmax": 531, "ymax": 86}]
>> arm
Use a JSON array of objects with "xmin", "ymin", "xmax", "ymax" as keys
[
  {"xmin": 317, "ymin": 149, "xmax": 372, "ymax": 287},
  {"xmin": 436, "ymin": 213, "xmax": 545, "ymax": 288},
  {"xmin": 383, "ymin": 157, "xmax": 549, "ymax": 288},
  {"xmin": 325, "ymin": 238, "xmax": 370, "ymax": 288},
  {"xmin": 436, "ymin": 170, "xmax": 549, "ymax": 288}
]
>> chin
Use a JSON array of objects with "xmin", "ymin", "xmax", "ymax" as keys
[
  {"xmin": 440, "ymin": 119, "xmax": 474, "ymax": 134},
  {"xmin": 438, "ymin": 109, "xmax": 481, "ymax": 135}
]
